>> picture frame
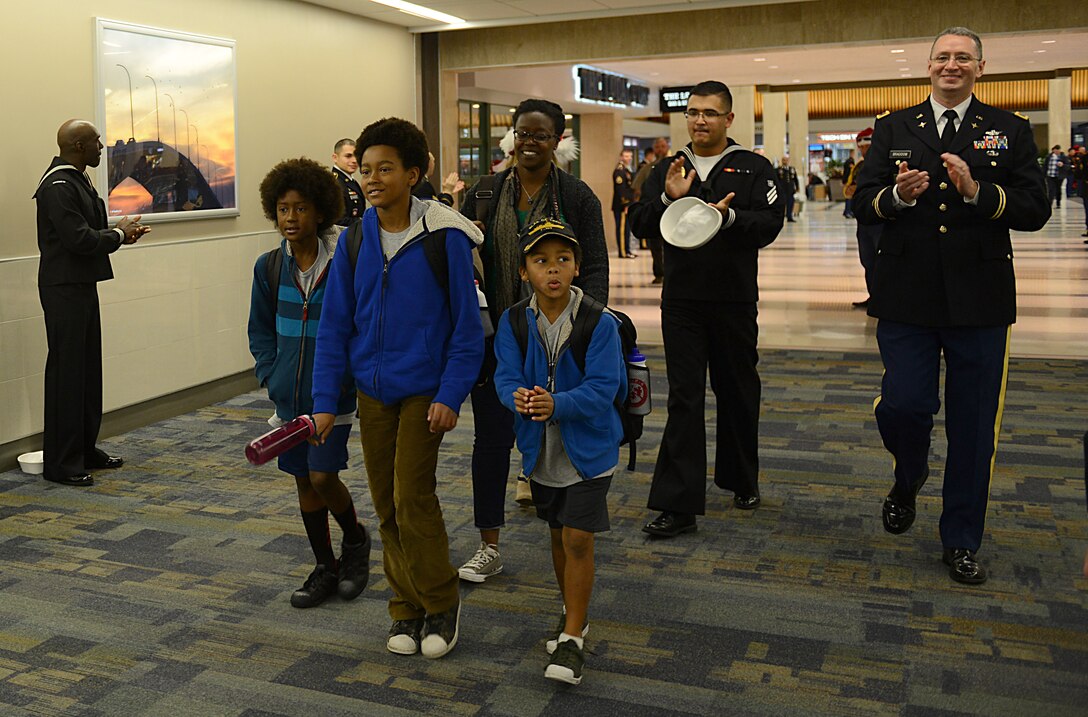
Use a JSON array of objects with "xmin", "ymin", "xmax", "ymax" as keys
[{"xmin": 94, "ymin": 18, "xmax": 239, "ymax": 223}]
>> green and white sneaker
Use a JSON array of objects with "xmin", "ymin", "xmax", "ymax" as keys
[
  {"xmin": 545, "ymin": 637, "xmax": 585, "ymax": 685},
  {"xmin": 546, "ymin": 610, "xmax": 589, "ymax": 654}
]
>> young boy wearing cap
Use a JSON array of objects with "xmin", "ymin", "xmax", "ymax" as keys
[{"xmin": 493, "ymin": 217, "xmax": 626, "ymax": 685}]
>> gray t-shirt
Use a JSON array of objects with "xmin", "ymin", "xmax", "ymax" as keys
[
  {"xmin": 380, "ymin": 196, "xmax": 428, "ymax": 259},
  {"xmin": 295, "ymin": 238, "xmax": 330, "ymax": 299}
]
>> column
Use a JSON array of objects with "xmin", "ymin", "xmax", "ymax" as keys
[
  {"xmin": 439, "ymin": 70, "xmax": 459, "ymax": 183},
  {"xmin": 1048, "ymin": 75, "xmax": 1072, "ymax": 152},
  {"xmin": 787, "ymin": 91, "xmax": 809, "ymax": 185},
  {"xmin": 579, "ymin": 111, "xmax": 625, "ymax": 251},
  {"xmin": 730, "ymin": 85, "xmax": 756, "ymax": 150},
  {"xmin": 762, "ymin": 92, "xmax": 787, "ymax": 162}
]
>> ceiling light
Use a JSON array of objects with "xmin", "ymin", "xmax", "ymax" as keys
[
  {"xmin": 564, "ymin": 114, "xmax": 573, "ymax": 119},
  {"xmin": 1041, "ymin": 40, "xmax": 1056, "ymax": 44},
  {"xmin": 900, "ymin": 68, "xmax": 911, "ymax": 71},
  {"xmin": 471, "ymin": 103, "xmax": 480, "ymax": 108},
  {"xmin": 367, "ymin": 0, "xmax": 464, "ymax": 24},
  {"xmin": 754, "ymin": 57, "xmax": 767, "ymax": 62},
  {"xmin": 508, "ymin": 108, "xmax": 516, "ymax": 112},
  {"xmin": 1034, "ymin": 49, "xmax": 1047, "ymax": 53},
  {"xmin": 896, "ymin": 58, "xmax": 907, "ymax": 62},
  {"xmin": 901, "ymin": 74, "xmax": 912, "ymax": 78},
  {"xmin": 890, "ymin": 49, "xmax": 905, "ymax": 54},
  {"xmin": 791, "ymin": 79, "xmax": 800, "ymax": 83},
  {"xmin": 769, "ymin": 65, "xmax": 779, "ymax": 69}
]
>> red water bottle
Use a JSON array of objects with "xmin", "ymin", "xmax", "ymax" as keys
[{"xmin": 245, "ymin": 415, "xmax": 317, "ymax": 465}]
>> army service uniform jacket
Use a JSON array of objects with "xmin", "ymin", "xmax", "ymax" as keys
[
  {"xmin": 854, "ymin": 97, "xmax": 1049, "ymax": 327},
  {"xmin": 333, "ymin": 166, "xmax": 363, "ymax": 226}
]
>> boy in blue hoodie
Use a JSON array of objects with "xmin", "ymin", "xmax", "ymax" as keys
[
  {"xmin": 493, "ymin": 218, "xmax": 626, "ymax": 685},
  {"xmin": 311, "ymin": 119, "xmax": 484, "ymax": 659},
  {"xmin": 248, "ymin": 158, "xmax": 370, "ymax": 609}
]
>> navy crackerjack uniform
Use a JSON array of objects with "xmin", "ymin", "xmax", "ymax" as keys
[
  {"xmin": 854, "ymin": 96, "xmax": 1049, "ymax": 553},
  {"xmin": 629, "ymin": 141, "xmax": 784, "ymax": 515}
]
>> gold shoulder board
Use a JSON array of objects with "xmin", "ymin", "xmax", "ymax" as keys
[
  {"xmin": 1014, "ymin": 111, "xmax": 1029, "ymax": 120},
  {"xmin": 876, "ymin": 110, "xmax": 891, "ymax": 119}
]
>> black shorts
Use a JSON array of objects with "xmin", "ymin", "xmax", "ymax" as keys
[{"xmin": 531, "ymin": 475, "xmax": 612, "ymax": 532}]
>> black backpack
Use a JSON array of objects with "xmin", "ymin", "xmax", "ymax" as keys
[{"xmin": 507, "ymin": 295, "xmax": 646, "ymax": 471}]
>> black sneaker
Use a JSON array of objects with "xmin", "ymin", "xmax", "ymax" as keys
[
  {"xmin": 420, "ymin": 600, "xmax": 461, "ymax": 659},
  {"xmin": 337, "ymin": 526, "xmax": 371, "ymax": 600},
  {"xmin": 290, "ymin": 565, "xmax": 338, "ymax": 608},
  {"xmin": 387, "ymin": 617, "xmax": 425, "ymax": 655},
  {"xmin": 546, "ymin": 611, "xmax": 589, "ymax": 655},
  {"xmin": 545, "ymin": 638, "xmax": 585, "ymax": 685}
]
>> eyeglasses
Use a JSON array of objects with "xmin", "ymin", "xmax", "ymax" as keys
[
  {"xmin": 683, "ymin": 109, "xmax": 725, "ymax": 120},
  {"xmin": 930, "ymin": 53, "xmax": 979, "ymax": 66},
  {"xmin": 514, "ymin": 130, "xmax": 557, "ymax": 143}
]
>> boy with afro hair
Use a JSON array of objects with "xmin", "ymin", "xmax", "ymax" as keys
[
  {"xmin": 249, "ymin": 157, "xmax": 371, "ymax": 609},
  {"xmin": 312, "ymin": 119, "xmax": 484, "ymax": 658}
]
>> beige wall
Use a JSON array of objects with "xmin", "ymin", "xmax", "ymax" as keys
[{"xmin": 1, "ymin": 0, "xmax": 416, "ymax": 446}]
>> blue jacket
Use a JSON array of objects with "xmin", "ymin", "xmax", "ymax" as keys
[
  {"xmin": 493, "ymin": 298, "xmax": 626, "ymax": 480},
  {"xmin": 248, "ymin": 231, "xmax": 356, "ymax": 421},
  {"xmin": 312, "ymin": 202, "xmax": 484, "ymax": 413}
]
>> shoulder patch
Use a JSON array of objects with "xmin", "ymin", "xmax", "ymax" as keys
[
  {"xmin": 876, "ymin": 110, "xmax": 891, "ymax": 120},
  {"xmin": 1014, "ymin": 111, "xmax": 1029, "ymax": 121}
]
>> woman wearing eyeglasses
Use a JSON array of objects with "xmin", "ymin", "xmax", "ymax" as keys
[{"xmin": 457, "ymin": 98, "xmax": 608, "ymax": 583}]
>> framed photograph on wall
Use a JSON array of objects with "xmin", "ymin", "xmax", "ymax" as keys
[{"xmin": 94, "ymin": 18, "xmax": 239, "ymax": 222}]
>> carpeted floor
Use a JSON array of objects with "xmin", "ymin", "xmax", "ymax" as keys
[{"xmin": 1, "ymin": 347, "xmax": 1086, "ymax": 716}]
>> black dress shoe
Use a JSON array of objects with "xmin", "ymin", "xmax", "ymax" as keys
[
  {"xmin": 852, "ymin": 299, "xmax": 869, "ymax": 308},
  {"xmin": 882, "ymin": 467, "xmax": 929, "ymax": 534},
  {"xmin": 942, "ymin": 548, "xmax": 988, "ymax": 584},
  {"xmin": 44, "ymin": 473, "xmax": 94, "ymax": 487},
  {"xmin": 642, "ymin": 511, "xmax": 697, "ymax": 538},
  {"xmin": 733, "ymin": 494, "xmax": 761, "ymax": 510},
  {"xmin": 86, "ymin": 455, "xmax": 123, "ymax": 470}
]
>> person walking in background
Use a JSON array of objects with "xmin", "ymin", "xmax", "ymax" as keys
[
  {"xmin": 1045, "ymin": 144, "xmax": 1068, "ymax": 209},
  {"xmin": 844, "ymin": 128, "xmax": 881, "ymax": 308},
  {"xmin": 634, "ymin": 137, "xmax": 671, "ymax": 284},
  {"xmin": 854, "ymin": 26, "xmax": 1050, "ymax": 584},
  {"xmin": 612, "ymin": 149, "xmax": 636, "ymax": 258},
  {"xmin": 776, "ymin": 156, "xmax": 799, "ymax": 222},
  {"xmin": 842, "ymin": 149, "xmax": 856, "ymax": 217}
]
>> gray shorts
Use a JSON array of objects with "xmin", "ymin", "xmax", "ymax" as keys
[{"xmin": 531, "ymin": 475, "xmax": 612, "ymax": 532}]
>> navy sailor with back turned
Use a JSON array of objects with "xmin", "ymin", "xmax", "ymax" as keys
[{"xmin": 853, "ymin": 27, "xmax": 1049, "ymax": 584}]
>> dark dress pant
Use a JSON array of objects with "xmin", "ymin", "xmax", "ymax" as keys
[
  {"xmin": 469, "ymin": 338, "xmax": 516, "ymax": 530},
  {"xmin": 39, "ymin": 283, "xmax": 105, "ymax": 481},
  {"xmin": 648, "ymin": 299, "xmax": 761, "ymax": 515},
  {"xmin": 856, "ymin": 222, "xmax": 881, "ymax": 297},
  {"xmin": 875, "ymin": 320, "xmax": 1010, "ymax": 552}
]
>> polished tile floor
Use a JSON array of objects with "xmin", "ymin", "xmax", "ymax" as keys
[{"xmin": 610, "ymin": 197, "xmax": 1088, "ymax": 359}]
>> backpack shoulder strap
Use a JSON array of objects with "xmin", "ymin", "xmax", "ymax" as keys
[
  {"xmin": 569, "ymin": 296, "xmax": 605, "ymax": 374},
  {"xmin": 474, "ymin": 174, "xmax": 498, "ymax": 230},
  {"xmin": 346, "ymin": 218, "xmax": 363, "ymax": 271},
  {"xmin": 508, "ymin": 297, "xmax": 532, "ymax": 360},
  {"xmin": 264, "ymin": 247, "xmax": 283, "ymax": 307},
  {"xmin": 422, "ymin": 228, "xmax": 451, "ymax": 292}
]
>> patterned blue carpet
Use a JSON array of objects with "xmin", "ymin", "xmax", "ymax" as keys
[{"xmin": 1, "ymin": 347, "xmax": 1086, "ymax": 716}]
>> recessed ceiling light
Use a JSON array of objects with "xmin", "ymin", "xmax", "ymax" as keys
[
  {"xmin": 791, "ymin": 79, "xmax": 800, "ymax": 83},
  {"xmin": 508, "ymin": 108, "xmax": 516, "ymax": 112},
  {"xmin": 754, "ymin": 57, "xmax": 767, "ymax": 62},
  {"xmin": 564, "ymin": 114, "xmax": 573, "ymax": 119},
  {"xmin": 1034, "ymin": 49, "xmax": 1047, "ymax": 53},
  {"xmin": 896, "ymin": 58, "xmax": 907, "ymax": 62},
  {"xmin": 367, "ymin": 0, "xmax": 464, "ymax": 24},
  {"xmin": 471, "ymin": 103, "xmax": 479, "ymax": 108},
  {"xmin": 1041, "ymin": 40, "xmax": 1056, "ymax": 44},
  {"xmin": 890, "ymin": 49, "xmax": 905, "ymax": 54},
  {"xmin": 902, "ymin": 74, "xmax": 912, "ymax": 78},
  {"xmin": 769, "ymin": 65, "xmax": 779, "ymax": 69},
  {"xmin": 900, "ymin": 68, "xmax": 911, "ymax": 71}
]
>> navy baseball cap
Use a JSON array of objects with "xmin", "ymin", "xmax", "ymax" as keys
[{"xmin": 518, "ymin": 218, "xmax": 579, "ymax": 254}]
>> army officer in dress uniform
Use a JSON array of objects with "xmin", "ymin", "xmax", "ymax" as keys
[
  {"xmin": 854, "ymin": 27, "xmax": 1049, "ymax": 584},
  {"xmin": 612, "ymin": 149, "xmax": 636, "ymax": 258},
  {"xmin": 331, "ymin": 138, "xmax": 363, "ymax": 225}
]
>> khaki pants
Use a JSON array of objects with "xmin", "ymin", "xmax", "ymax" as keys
[{"xmin": 357, "ymin": 392, "xmax": 459, "ymax": 619}]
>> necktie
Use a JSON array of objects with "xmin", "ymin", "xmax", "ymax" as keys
[{"xmin": 940, "ymin": 109, "xmax": 958, "ymax": 150}]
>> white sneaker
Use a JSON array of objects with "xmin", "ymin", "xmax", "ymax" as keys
[
  {"xmin": 515, "ymin": 475, "xmax": 534, "ymax": 506},
  {"xmin": 458, "ymin": 541, "xmax": 503, "ymax": 583}
]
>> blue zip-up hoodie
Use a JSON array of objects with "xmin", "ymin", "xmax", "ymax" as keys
[
  {"xmin": 493, "ymin": 296, "xmax": 626, "ymax": 480},
  {"xmin": 312, "ymin": 201, "xmax": 484, "ymax": 414},
  {"xmin": 248, "ymin": 228, "xmax": 356, "ymax": 421}
]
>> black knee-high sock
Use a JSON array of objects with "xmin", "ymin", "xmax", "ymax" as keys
[
  {"xmin": 300, "ymin": 508, "xmax": 336, "ymax": 569},
  {"xmin": 331, "ymin": 501, "xmax": 365, "ymax": 545}
]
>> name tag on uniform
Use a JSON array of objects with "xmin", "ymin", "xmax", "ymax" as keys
[{"xmin": 889, "ymin": 150, "xmax": 911, "ymax": 159}]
